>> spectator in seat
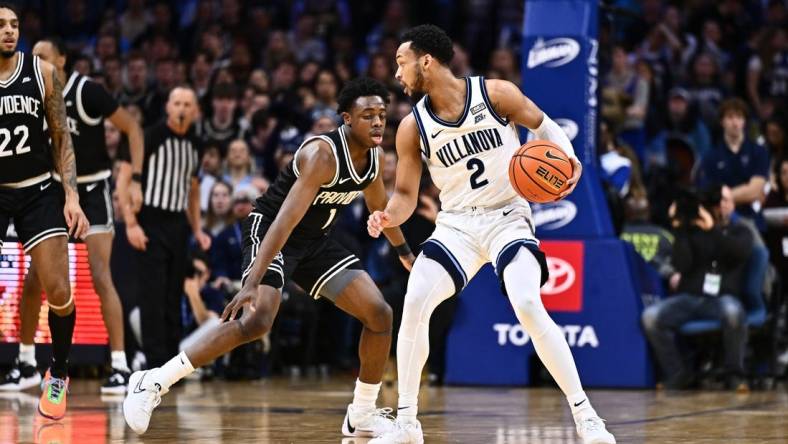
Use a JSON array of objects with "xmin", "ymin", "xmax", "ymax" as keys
[
  {"xmin": 763, "ymin": 157, "xmax": 788, "ymax": 302},
  {"xmin": 204, "ymin": 180, "xmax": 234, "ymax": 237},
  {"xmin": 641, "ymin": 188, "xmax": 753, "ymax": 391},
  {"xmin": 621, "ymin": 194, "xmax": 675, "ymax": 281},
  {"xmin": 696, "ymin": 98, "xmax": 770, "ymax": 229},
  {"xmin": 210, "ymin": 187, "xmax": 257, "ymax": 290}
]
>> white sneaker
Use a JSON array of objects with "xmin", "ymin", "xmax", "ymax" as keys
[
  {"xmin": 123, "ymin": 370, "xmax": 164, "ymax": 434},
  {"xmin": 576, "ymin": 415, "xmax": 616, "ymax": 444},
  {"xmin": 368, "ymin": 419, "xmax": 423, "ymax": 444},
  {"xmin": 341, "ymin": 404, "xmax": 396, "ymax": 437},
  {"xmin": 0, "ymin": 359, "xmax": 41, "ymax": 391}
]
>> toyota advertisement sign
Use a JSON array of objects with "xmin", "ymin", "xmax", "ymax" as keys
[{"xmin": 445, "ymin": 239, "xmax": 654, "ymax": 388}]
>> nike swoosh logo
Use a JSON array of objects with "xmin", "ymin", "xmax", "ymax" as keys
[
  {"xmin": 86, "ymin": 183, "xmax": 98, "ymax": 192},
  {"xmin": 430, "ymin": 129, "xmax": 444, "ymax": 139},
  {"xmin": 502, "ymin": 209, "xmax": 514, "ymax": 216},
  {"xmin": 40, "ymin": 182, "xmax": 51, "ymax": 191},
  {"xmin": 544, "ymin": 150, "xmax": 568, "ymax": 162},
  {"xmin": 132, "ymin": 372, "xmax": 147, "ymax": 394},
  {"xmin": 346, "ymin": 414, "xmax": 355, "ymax": 434},
  {"xmin": 573, "ymin": 399, "xmax": 587, "ymax": 407},
  {"xmin": 338, "ymin": 177, "xmax": 352, "ymax": 184}
]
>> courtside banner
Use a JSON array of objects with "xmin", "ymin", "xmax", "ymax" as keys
[
  {"xmin": 522, "ymin": 0, "xmax": 614, "ymax": 239},
  {"xmin": 445, "ymin": 239, "xmax": 654, "ymax": 387}
]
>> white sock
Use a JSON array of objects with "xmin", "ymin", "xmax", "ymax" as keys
[
  {"xmin": 503, "ymin": 249, "xmax": 584, "ymax": 397},
  {"xmin": 352, "ymin": 379, "xmax": 381, "ymax": 411},
  {"xmin": 152, "ymin": 351, "xmax": 194, "ymax": 393},
  {"xmin": 111, "ymin": 350, "xmax": 129, "ymax": 372},
  {"xmin": 19, "ymin": 343, "xmax": 36, "ymax": 367},
  {"xmin": 397, "ymin": 258, "xmax": 455, "ymax": 425},
  {"xmin": 567, "ymin": 391, "xmax": 596, "ymax": 419}
]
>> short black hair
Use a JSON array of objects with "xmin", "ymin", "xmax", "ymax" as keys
[
  {"xmin": 401, "ymin": 24, "xmax": 454, "ymax": 65},
  {"xmin": 336, "ymin": 77, "xmax": 390, "ymax": 113},
  {"xmin": 38, "ymin": 36, "xmax": 67, "ymax": 57},
  {"xmin": 0, "ymin": 2, "xmax": 20, "ymax": 18}
]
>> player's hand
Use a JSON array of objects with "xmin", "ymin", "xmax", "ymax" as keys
[
  {"xmin": 128, "ymin": 181, "xmax": 143, "ymax": 213},
  {"xmin": 126, "ymin": 223, "xmax": 148, "ymax": 251},
  {"xmin": 63, "ymin": 192, "xmax": 89, "ymax": 240},
  {"xmin": 195, "ymin": 230, "xmax": 212, "ymax": 251},
  {"xmin": 399, "ymin": 252, "xmax": 416, "ymax": 271},
  {"xmin": 221, "ymin": 286, "xmax": 257, "ymax": 322},
  {"xmin": 559, "ymin": 157, "xmax": 583, "ymax": 199},
  {"xmin": 367, "ymin": 210, "xmax": 391, "ymax": 238}
]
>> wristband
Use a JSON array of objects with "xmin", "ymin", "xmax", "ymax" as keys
[
  {"xmin": 132, "ymin": 173, "xmax": 142, "ymax": 183},
  {"xmin": 394, "ymin": 242, "xmax": 412, "ymax": 257}
]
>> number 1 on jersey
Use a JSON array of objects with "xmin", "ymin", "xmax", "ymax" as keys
[
  {"xmin": 321, "ymin": 208, "xmax": 337, "ymax": 229},
  {"xmin": 466, "ymin": 158, "xmax": 489, "ymax": 189}
]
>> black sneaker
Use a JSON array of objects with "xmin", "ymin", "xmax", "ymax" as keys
[
  {"xmin": 0, "ymin": 358, "xmax": 41, "ymax": 391},
  {"xmin": 101, "ymin": 368, "xmax": 131, "ymax": 395}
]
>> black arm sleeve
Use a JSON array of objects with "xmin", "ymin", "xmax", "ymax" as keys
[{"xmin": 82, "ymin": 80, "xmax": 120, "ymax": 119}]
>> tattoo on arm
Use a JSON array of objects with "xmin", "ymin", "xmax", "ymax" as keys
[{"xmin": 45, "ymin": 69, "xmax": 78, "ymax": 193}]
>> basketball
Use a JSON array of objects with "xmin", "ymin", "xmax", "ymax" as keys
[{"xmin": 508, "ymin": 140, "xmax": 574, "ymax": 203}]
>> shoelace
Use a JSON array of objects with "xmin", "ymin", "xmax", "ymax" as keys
[
  {"xmin": 142, "ymin": 389, "xmax": 162, "ymax": 415},
  {"xmin": 580, "ymin": 417, "xmax": 605, "ymax": 433},
  {"xmin": 370, "ymin": 407, "xmax": 396, "ymax": 422},
  {"xmin": 46, "ymin": 378, "xmax": 68, "ymax": 401}
]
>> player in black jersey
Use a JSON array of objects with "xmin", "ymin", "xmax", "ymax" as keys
[
  {"xmin": 124, "ymin": 78, "xmax": 415, "ymax": 437},
  {"xmin": 0, "ymin": 3, "xmax": 89, "ymax": 420},
  {"xmin": 0, "ymin": 37, "xmax": 145, "ymax": 395}
]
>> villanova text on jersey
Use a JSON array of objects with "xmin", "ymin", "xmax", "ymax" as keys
[{"xmin": 434, "ymin": 127, "xmax": 504, "ymax": 167}]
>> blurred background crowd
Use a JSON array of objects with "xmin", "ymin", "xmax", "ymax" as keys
[{"xmin": 2, "ymin": 0, "xmax": 788, "ymax": 389}]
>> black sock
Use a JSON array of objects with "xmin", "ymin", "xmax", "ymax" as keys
[{"xmin": 48, "ymin": 308, "xmax": 76, "ymax": 379}]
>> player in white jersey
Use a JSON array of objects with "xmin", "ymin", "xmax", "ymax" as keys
[{"xmin": 367, "ymin": 25, "xmax": 616, "ymax": 444}]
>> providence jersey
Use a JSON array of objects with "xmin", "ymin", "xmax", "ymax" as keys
[
  {"xmin": 255, "ymin": 126, "xmax": 379, "ymax": 239},
  {"xmin": 0, "ymin": 52, "xmax": 50, "ymax": 187},
  {"xmin": 412, "ymin": 76, "xmax": 522, "ymax": 211},
  {"xmin": 62, "ymin": 71, "xmax": 119, "ymax": 180}
]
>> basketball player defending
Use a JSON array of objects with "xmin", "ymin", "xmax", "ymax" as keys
[
  {"xmin": 367, "ymin": 25, "xmax": 616, "ymax": 444},
  {"xmin": 0, "ymin": 37, "xmax": 144, "ymax": 395},
  {"xmin": 124, "ymin": 78, "xmax": 415, "ymax": 437},
  {"xmin": 0, "ymin": 4, "xmax": 89, "ymax": 419}
]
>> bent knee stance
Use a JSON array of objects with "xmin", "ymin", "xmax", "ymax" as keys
[
  {"xmin": 237, "ymin": 311, "xmax": 274, "ymax": 342},
  {"xmin": 361, "ymin": 301, "xmax": 393, "ymax": 334}
]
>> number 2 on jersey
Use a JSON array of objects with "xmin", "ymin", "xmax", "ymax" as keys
[
  {"xmin": 0, "ymin": 126, "xmax": 31, "ymax": 157},
  {"xmin": 466, "ymin": 158, "xmax": 489, "ymax": 189}
]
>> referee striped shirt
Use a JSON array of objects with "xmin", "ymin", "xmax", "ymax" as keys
[{"xmin": 141, "ymin": 122, "xmax": 201, "ymax": 213}]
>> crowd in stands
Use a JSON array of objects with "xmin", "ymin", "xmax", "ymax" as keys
[{"xmin": 4, "ymin": 0, "xmax": 787, "ymax": 388}]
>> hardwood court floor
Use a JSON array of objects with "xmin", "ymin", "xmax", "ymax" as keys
[{"xmin": 1, "ymin": 376, "xmax": 787, "ymax": 443}]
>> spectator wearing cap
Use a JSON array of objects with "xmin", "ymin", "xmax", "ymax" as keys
[
  {"xmin": 198, "ymin": 82, "xmax": 243, "ymax": 148},
  {"xmin": 696, "ymin": 98, "xmax": 770, "ymax": 229},
  {"xmin": 209, "ymin": 187, "xmax": 258, "ymax": 288},
  {"xmin": 647, "ymin": 87, "xmax": 712, "ymax": 166},
  {"xmin": 222, "ymin": 139, "xmax": 256, "ymax": 191}
]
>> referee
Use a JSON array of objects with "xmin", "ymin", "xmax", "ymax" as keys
[{"xmin": 121, "ymin": 86, "xmax": 211, "ymax": 368}]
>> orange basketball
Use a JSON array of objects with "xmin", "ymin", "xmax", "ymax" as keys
[{"xmin": 509, "ymin": 140, "xmax": 573, "ymax": 203}]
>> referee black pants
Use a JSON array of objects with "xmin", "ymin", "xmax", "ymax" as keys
[{"xmin": 136, "ymin": 207, "xmax": 190, "ymax": 368}]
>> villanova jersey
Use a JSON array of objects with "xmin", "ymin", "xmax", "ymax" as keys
[
  {"xmin": 61, "ymin": 71, "xmax": 119, "ymax": 180},
  {"xmin": 0, "ymin": 52, "xmax": 50, "ymax": 186},
  {"xmin": 255, "ymin": 126, "xmax": 379, "ymax": 239},
  {"xmin": 412, "ymin": 76, "xmax": 521, "ymax": 211}
]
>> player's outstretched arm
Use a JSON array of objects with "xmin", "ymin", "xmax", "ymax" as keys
[
  {"xmin": 40, "ymin": 59, "xmax": 89, "ymax": 239},
  {"xmin": 363, "ymin": 157, "xmax": 416, "ymax": 270},
  {"xmin": 222, "ymin": 141, "xmax": 336, "ymax": 321},
  {"xmin": 108, "ymin": 107, "xmax": 145, "ymax": 212},
  {"xmin": 485, "ymin": 79, "xmax": 582, "ymax": 198},
  {"xmin": 368, "ymin": 114, "xmax": 422, "ymax": 236}
]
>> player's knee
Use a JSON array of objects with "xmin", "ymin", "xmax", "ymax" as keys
[
  {"xmin": 46, "ymin": 281, "xmax": 71, "ymax": 308},
  {"xmin": 362, "ymin": 300, "xmax": 393, "ymax": 333},
  {"xmin": 510, "ymin": 292, "xmax": 544, "ymax": 319},
  {"xmin": 239, "ymin": 311, "xmax": 274, "ymax": 342},
  {"xmin": 90, "ymin": 266, "xmax": 114, "ymax": 297}
]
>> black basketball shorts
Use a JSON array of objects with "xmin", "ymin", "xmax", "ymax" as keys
[
  {"xmin": 0, "ymin": 177, "xmax": 68, "ymax": 252},
  {"xmin": 76, "ymin": 178, "xmax": 114, "ymax": 236},
  {"xmin": 240, "ymin": 211, "xmax": 363, "ymax": 299}
]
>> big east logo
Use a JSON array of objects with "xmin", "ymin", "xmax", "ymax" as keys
[{"xmin": 539, "ymin": 241, "xmax": 583, "ymax": 312}]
